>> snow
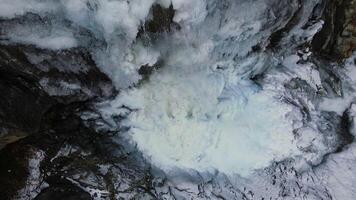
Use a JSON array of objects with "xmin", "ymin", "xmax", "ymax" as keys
[
  {"xmin": 349, "ymin": 104, "xmax": 356, "ymax": 137},
  {"xmin": 315, "ymin": 143, "xmax": 356, "ymax": 200},
  {"xmin": 15, "ymin": 150, "xmax": 46, "ymax": 200},
  {"xmin": 319, "ymin": 95, "xmax": 354, "ymax": 115},
  {"xmin": 11, "ymin": 35, "xmax": 78, "ymax": 50},
  {"xmin": 67, "ymin": 177, "xmax": 110, "ymax": 200},
  {"xmin": 319, "ymin": 54, "xmax": 356, "ymax": 115},
  {"xmin": 282, "ymin": 54, "xmax": 322, "ymax": 91}
]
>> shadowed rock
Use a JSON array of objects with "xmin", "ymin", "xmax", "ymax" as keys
[
  {"xmin": 312, "ymin": 0, "xmax": 356, "ymax": 60},
  {"xmin": 0, "ymin": 44, "xmax": 115, "ymax": 199}
]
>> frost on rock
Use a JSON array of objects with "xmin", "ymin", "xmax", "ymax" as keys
[
  {"xmin": 315, "ymin": 143, "xmax": 356, "ymax": 200},
  {"xmin": 15, "ymin": 150, "xmax": 46, "ymax": 200}
]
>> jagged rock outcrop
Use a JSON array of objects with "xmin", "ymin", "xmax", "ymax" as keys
[
  {"xmin": 312, "ymin": 0, "xmax": 356, "ymax": 60},
  {"xmin": 0, "ymin": 44, "xmax": 115, "ymax": 200},
  {"xmin": 138, "ymin": 4, "xmax": 177, "ymax": 38},
  {"xmin": 0, "ymin": 44, "xmax": 114, "ymax": 138}
]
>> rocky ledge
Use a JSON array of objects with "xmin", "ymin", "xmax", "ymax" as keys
[{"xmin": 0, "ymin": 44, "xmax": 117, "ymax": 199}]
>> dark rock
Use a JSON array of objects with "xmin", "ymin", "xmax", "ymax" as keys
[
  {"xmin": 0, "ymin": 100, "xmax": 119, "ymax": 199},
  {"xmin": 137, "ymin": 4, "xmax": 179, "ymax": 40},
  {"xmin": 145, "ymin": 4, "xmax": 176, "ymax": 33},
  {"xmin": 0, "ymin": 43, "xmax": 116, "ymax": 199},
  {"xmin": 0, "ymin": 43, "xmax": 114, "ymax": 142},
  {"xmin": 0, "ymin": 143, "xmax": 40, "ymax": 200},
  {"xmin": 312, "ymin": 0, "xmax": 356, "ymax": 60},
  {"xmin": 267, "ymin": 0, "xmax": 303, "ymax": 49},
  {"xmin": 0, "ymin": 45, "xmax": 55, "ymax": 136},
  {"xmin": 34, "ymin": 176, "xmax": 91, "ymax": 200},
  {"xmin": 1, "ymin": 45, "xmax": 115, "ymax": 104}
]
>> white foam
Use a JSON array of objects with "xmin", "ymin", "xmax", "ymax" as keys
[
  {"xmin": 104, "ymin": 37, "xmax": 303, "ymax": 175},
  {"xmin": 170, "ymin": 0, "xmax": 207, "ymax": 24},
  {"xmin": 116, "ymin": 69, "xmax": 300, "ymax": 175},
  {"xmin": 94, "ymin": 0, "xmax": 154, "ymax": 39},
  {"xmin": 93, "ymin": 0, "xmax": 307, "ymax": 176},
  {"xmin": 0, "ymin": 0, "xmax": 58, "ymax": 19},
  {"xmin": 13, "ymin": 35, "xmax": 77, "ymax": 50}
]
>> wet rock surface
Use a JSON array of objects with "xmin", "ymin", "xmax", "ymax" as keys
[
  {"xmin": 312, "ymin": 0, "xmax": 356, "ymax": 60},
  {"xmin": 0, "ymin": 44, "xmax": 114, "ymax": 138},
  {"xmin": 138, "ymin": 4, "xmax": 177, "ymax": 38},
  {"xmin": 0, "ymin": 46, "xmax": 54, "ymax": 137},
  {"xmin": 0, "ymin": 144, "xmax": 38, "ymax": 200},
  {"xmin": 34, "ymin": 177, "xmax": 92, "ymax": 200},
  {"xmin": 0, "ymin": 44, "xmax": 116, "ymax": 199}
]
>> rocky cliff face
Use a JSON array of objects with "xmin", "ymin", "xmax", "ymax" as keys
[
  {"xmin": 0, "ymin": 45, "xmax": 115, "ymax": 199},
  {"xmin": 312, "ymin": 0, "xmax": 356, "ymax": 60}
]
